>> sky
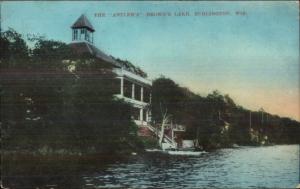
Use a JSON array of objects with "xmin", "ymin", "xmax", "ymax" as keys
[{"xmin": 1, "ymin": 1, "xmax": 299, "ymax": 121}]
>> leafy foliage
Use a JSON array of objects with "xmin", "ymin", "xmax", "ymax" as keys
[
  {"xmin": 113, "ymin": 57, "xmax": 148, "ymax": 78},
  {"xmin": 1, "ymin": 29, "xmax": 139, "ymax": 154},
  {"xmin": 0, "ymin": 28, "xmax": 30, "ymax": 69},
  {"xmin": 151, "ymin": 77, "xmax": 300, "ymax": 149}
]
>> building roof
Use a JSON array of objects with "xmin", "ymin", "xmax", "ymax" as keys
[
  {"xmin": 69, "ymin": 42, "xmax": 121, "ymax": 67},
  {"xmin": 69, "ymin": 42, "xmax": 147, "ymax": 78},
  {"xmin": 71, "ymin": 14, "xmax": 95, "ymax": 32}
]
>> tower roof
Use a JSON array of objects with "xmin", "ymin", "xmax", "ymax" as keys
[{"xmin": 71, "ymin": 14, "xmax": 95, "ymax": 32}]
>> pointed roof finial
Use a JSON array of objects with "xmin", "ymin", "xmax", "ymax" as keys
[{"xmin": 71, "ymin": 14, "xmax": 95, "ymax": 32}]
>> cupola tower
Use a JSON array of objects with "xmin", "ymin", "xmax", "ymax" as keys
[{"xmin": 71, "ymin": 14, "xmax": 95, "ymax": 43}]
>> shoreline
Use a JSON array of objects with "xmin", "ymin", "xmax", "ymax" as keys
[{"xmin": 2, "ymin": 143, "xmax": 298, "ymax": 160}]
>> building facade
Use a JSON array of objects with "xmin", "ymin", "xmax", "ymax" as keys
[{"xmin": 69, "ymin": 14, "xmax": 152, "ymax": 126}]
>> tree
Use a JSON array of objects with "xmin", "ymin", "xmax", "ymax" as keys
[
  {"xmin": 1, "ymin": 29, "xmax": 140, "ymax": 154},
  {"xmin": 0, "ymin": 28, "xmax": 30, "ymax": 69},
  {"xmin": 151, "ymin": 77, "xmax": 187, "ymax": 123}
]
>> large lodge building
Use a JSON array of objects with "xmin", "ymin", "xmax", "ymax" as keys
[{"xmin": 69, "ymin": 14, "xmax": 152, "ymax": 127}]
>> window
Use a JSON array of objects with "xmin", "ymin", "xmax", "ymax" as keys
[
  {"xmin": 73, "ymin": 30, "xmax": 78, "ymax": 40},
  {"xmin": 134, "ymin": 85, "xmax": 141, "ymax": 101},
  {"xmin": 85, "ymin": 31, "xmax": 90, "ymax": 41},
  {"xmin": 143, "ymin": 109, "xmax": 147, "ymax": 121},
  {"xmin": 124, "ymin": 79, "xmax": 131, "ymax": 98},
  {"xmin": 81, "ymin": 29, "xmax": 85, "ymax": 34}
]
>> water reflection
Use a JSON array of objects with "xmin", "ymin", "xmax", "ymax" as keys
[
  {"xmin": 90, "ymin": 145, "xmax": 299, "ymax": 188},
  {"xmin": 2, "ymin": 145, "xmax": 299, "ymax": 188}
]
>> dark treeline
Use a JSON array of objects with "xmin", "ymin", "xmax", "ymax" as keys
[
  {"xmin": 0, "ymin": 29, "xmax": 141, "ymax": 155},
  {"xmin": 1, "ymin": 29, "xmax": 299, "ymax": 154},
  {"xmin": 151, "ymin": 77, "xmax": 300, "ymax": 149}
]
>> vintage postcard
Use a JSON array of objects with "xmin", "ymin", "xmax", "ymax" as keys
[{"xmin": 0, "ymin": 1, "xmax": 299, "ymax": 189}]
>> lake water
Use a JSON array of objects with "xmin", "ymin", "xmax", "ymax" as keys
[
  {"xmin": 82, "ymin": 145, "xmax": 299, "ymax": 188},
  {"xmin": 2, "ymin": 145, "xmax": 299, "ymax": 188}
]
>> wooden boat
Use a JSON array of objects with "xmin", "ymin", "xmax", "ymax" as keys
[{"xmin": 166, "ymin": 150, "xmax": 205, "ymax": 156}]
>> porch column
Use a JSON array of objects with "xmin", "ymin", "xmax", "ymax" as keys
[
  {"xmin": 141, "ymin": 86, "xmax": 144, "ymax": 102},
  {"xmin": 132, "ymin": 83, "xmax": 135, "ymax": 99},
  {"xmin": 146, "ymin": 109, "xmax": 149, "ymax": 122},
  {"xmin": 140, "ymin": 108, "xmax": 143, "ymax": 122},
  {"xmin": 120, "ymin": 77, "xmax": 124, "ymax": 96}
]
